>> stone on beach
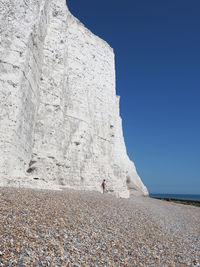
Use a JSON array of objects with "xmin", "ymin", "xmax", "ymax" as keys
[{"xmin": 0, "ymin": 188, "xmax": 199, "ymax": 266}]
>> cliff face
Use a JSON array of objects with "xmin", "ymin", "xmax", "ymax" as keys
[{"xmin": 0, "ymin": 0, "xmax": 148, "ymax": 197}]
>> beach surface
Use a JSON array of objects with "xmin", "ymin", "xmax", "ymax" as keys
[{"xmin": 0, "ymin": 187, "xmax": 199, "ymax": 266}]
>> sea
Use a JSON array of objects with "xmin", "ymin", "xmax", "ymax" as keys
[{"xmin": 150, "ymin": 193, "xmax": 200, "ymax": 202}]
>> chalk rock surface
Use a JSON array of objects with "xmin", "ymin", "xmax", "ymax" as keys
[{"xmin": 0, "ymin": 0, "xmax": 148, "ymax": 197}]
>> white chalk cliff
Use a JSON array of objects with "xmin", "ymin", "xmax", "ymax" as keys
[{"xmin": 0, "ymin": 0, "xmax": 148, "ymax": 197}]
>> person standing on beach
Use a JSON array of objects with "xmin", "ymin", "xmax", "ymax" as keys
[{"xmin": 101, "ymin": 179, "xmax": 106, "ymax": 193}]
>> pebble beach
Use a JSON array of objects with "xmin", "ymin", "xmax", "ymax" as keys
[{"xmin": 0, "ymin": 187, "xmax": 199, "ymax": 266}]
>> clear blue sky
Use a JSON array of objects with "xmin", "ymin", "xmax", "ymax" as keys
[{"xmin": 67, "ymin": 0, "xmax": 200, "ymax": 194}]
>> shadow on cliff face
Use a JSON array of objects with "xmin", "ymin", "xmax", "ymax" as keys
[
  {"xmin": 126, "ymin": 176, "xmax": 144, "ymax": 196},
  {"xmin": 26, "ymin": 160, "xmax": 37, "ymax": 174}
]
